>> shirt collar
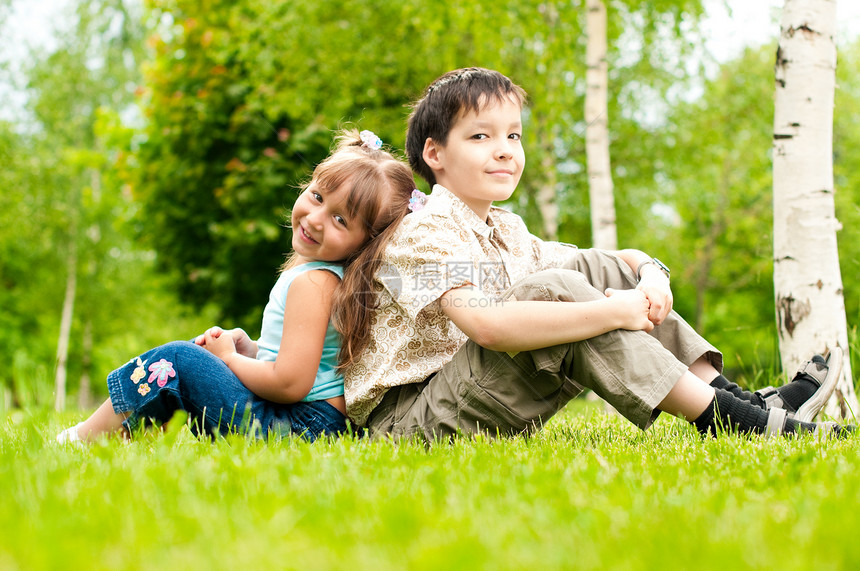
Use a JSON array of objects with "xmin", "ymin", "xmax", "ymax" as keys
[{"xmin": 430, "ymin": 184, "xmax": 501, "ymax": 239}]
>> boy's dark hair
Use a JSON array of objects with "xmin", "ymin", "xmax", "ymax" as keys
[{"xmin": 406, "ymin": 67, "xmax": 527, "ymax": 186}]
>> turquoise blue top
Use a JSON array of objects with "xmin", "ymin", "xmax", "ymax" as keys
[{"xmin": 256, "ymin": 261, "xmax": 345, "ymax": 402}]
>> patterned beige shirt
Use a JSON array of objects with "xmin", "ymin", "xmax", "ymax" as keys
[{"xmin": 344, "ymin": 185, "xmax": 578, "ymax": 426}]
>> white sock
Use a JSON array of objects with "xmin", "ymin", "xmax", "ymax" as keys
[{"xmin": 56, "ymin": 423, "xmax": 83, "ymax": 444}]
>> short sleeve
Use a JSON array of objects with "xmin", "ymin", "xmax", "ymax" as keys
[
  {"xmin": 531, "ymin": 234, "xmax": 579, "ymax": 271},
  {"xmin": 382, "ymin": 213, "xmax": 480, "ymax": 322}
]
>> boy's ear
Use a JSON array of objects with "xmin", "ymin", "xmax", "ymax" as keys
[{"xmin": 422, "ymin": 138, "xmax": 443, "ymax": 171}]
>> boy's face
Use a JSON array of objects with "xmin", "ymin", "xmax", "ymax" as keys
[{"xmin": 423, "ymin": 96, "xmax": 524, "ymax": 218}]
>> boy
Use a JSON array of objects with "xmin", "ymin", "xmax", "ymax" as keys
[{"xmin": 344, "ymin": 67, "xmax": 847, "ymax": 440}]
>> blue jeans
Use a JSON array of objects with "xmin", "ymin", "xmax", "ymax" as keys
[{"xmin": 106, "ymin": 341, "xmax": 347, "ymax": 441}]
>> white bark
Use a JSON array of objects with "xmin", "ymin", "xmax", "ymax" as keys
[
  {"xmin": 78, "ymin": 319, "xmax": 93, "ymax": 409},
  {"xmin": 585, "ymin": 0, "xmax": 617, "ymax": 250},
  {"xmin": 773, "ymin": 0, "xmax": 857, "ymax": 417},
  {"xmin": 54, "ymin": 248, "xmax": 77, "ymax": 412},
  {"xmin": 538, "ymin": 154, "xmax": 560, "ymax": 241},
  {"xmin": 534, "ymin": 2, "xmax": 561, "ymax": 241}
]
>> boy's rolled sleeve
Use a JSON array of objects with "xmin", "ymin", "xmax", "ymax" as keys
[{"xmin": 531, "ymin": 234, "xmax": 580, "ymax": 271}]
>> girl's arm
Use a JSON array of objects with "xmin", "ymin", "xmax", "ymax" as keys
[
  {"xmin": 439, "ymin": 284, "xmax": 654, "ymax": 353},
  {"xmin": 204, "ymin": 269, "xmax": 339, "ymax": 403}
]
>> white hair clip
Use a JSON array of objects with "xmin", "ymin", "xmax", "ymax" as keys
[
  {"xmin": 359, "ymin": 130, "xmax": 383, "ymax": 150},
  {"xmin": 408, "ymin": 189, "xmax": 427, "ymax": 212}
]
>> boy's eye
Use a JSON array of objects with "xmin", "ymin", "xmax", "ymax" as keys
[
  {"xmin": 509, "ymin": 133, "xmax": 521, "ymax": 141},
  {"xmin": 471, "ymin": 134, "xmax": 488, "ymax": 140}
]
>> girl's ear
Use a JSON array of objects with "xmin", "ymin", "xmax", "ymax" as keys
[{"xmin": 422, "ymin": 138, "xmax": 443, "ymax": 171}]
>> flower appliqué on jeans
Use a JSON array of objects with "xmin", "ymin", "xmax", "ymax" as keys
[
  {"xmin": 147, "ymin": 359, "xmax": 176, "ymax": 387},
  {"xmin": 138, "ymin": 383, "xmax": 151, "ymax": 396},
  {"xmin": 130, "ymin": 357, "xmax": 147, "ymax": 384}
]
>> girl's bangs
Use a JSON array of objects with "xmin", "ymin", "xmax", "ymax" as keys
[{"xmin": 313, "ymin": 153, "xmax": 383, "ymax": 229}]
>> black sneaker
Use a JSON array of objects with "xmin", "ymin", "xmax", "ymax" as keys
[
  {"xmin": 754, "ymin": 347, "xmax": 843, "ymax": 422},
  {"xmin": 794, "ymin": 347, "xmax": 843, "ymax": 423}
]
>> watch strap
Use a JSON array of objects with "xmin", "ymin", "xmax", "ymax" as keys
[{"xmin": 637, "ymin": 257, "xmax": 670, "ymax": 280}]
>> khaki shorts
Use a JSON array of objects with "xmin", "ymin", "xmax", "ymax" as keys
[{"xmin": 366, "ymin": 249, "xmax": 721, "ymax": 441}]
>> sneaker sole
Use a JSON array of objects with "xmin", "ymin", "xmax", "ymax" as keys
[{"xmin": 794, "ymin": 347, "xmax": 843, "ymax": 423}]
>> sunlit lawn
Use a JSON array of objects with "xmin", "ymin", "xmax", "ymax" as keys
[{"xmin": 2, "ymin": 401, "xmax": 859, "ymax": 570}]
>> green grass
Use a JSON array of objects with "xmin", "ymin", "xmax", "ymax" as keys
[{"xmin": 3, "ymin": 402, "xmax": 860, "ymax": 570}]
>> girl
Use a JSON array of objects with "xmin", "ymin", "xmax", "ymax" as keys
[{"xmin": 57, "ymin": 129, "xmax": 416, "ymax": 443}]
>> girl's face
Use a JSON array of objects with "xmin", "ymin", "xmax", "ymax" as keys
[{"xmin": 291, "ymin": 181, "xmax": 370, "ymax": 263}]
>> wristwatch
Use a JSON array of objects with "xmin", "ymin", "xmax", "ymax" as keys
[{"xmin": 637, "ymin": 257, "xmax": 670, "ymax": 280}]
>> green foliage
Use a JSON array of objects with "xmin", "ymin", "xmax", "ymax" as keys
[
  {"xmin": 0, "ymin": 122, "xmax": 74, "ymax": 398},
  {"xmin": 0, "ymin": 0, "xmax": 215, "ymax": 405},
  {"xmin": 132, "ymin": 0, "xmax": 333, "ymax": 331},
  {"xmin": 834, "ymin": 40, "xmax": 860, "ymax": 329},
  {"xmin": 636, "ymin": 46, "xmax": 778, "ymax": 377},
  {"xmin": 133, "ymin": 0, "xmax": 707, "ymax": 328},
  {"xmin": 5, "ymin": 405, "xmax": 860, "ymax": 569},
  {"xmin": 619, "ymin": 38, "xmax": 860, "ymax": 381}
]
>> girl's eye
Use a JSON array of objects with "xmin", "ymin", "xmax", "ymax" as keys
[
  {"xmin": 509, "ymin": 133, "xmax": 521, "ymax": 141},
  {"xmin": 312, "ymin": 191, "xmax": 323, "ymax": 202},
  {"xmin": 472, "ymin": 133, "xmax": 488, "ymax": 140},
  {"xmin": 334, "ymin": 215, "xmax": 347, "ymax": 227}
]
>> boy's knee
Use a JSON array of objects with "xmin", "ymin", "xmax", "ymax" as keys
[{"xmin": 507, "ymin": 269, "xmax": 603, "ymax": 302}]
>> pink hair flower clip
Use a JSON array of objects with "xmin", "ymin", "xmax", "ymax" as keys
[
  {"xmin": 359, "ymin": 130, "xmax": 383, "ymax": 150},
  {"xmin": 408, "ymin": 189, "xmax": 428, "ymax": 212}
]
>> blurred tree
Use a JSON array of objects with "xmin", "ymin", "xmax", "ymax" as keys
[
  {"xmin": 834, "ymin": 50, "xmax": 860, "ymax": 395},
  {"xmin": 573, "ymin": 0, "xmax": 707, "ymax": 251},
  {"xmin": 583, "ymin": 33, "xmax": 860, "ymax": 388},
  {"xmin": 585, "ymin": 0, "xmax": 617, "ymax": 249},
  {"xmin": 132, "ymin": 0, "xmax": 333, "ymax": 333},
  {"xmin": 23, "ymin": 0, "xmax": 150, "ymax": 409},
  {"xmin": 0, "ymin": 122, "xmax": 67, "ymax": 406},
  {"xmin": 834, "ymin": 38, "xmax": 860, "ymax": 333},
  {"xmin": 0, "ymin": 0, "xmax": 214, "ymax": 409},
  {"xmin": 633, "ymin": 46, "xmax": 775, "ymax": 379}
]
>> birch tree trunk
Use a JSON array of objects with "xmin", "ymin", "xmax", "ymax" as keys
[
  {"xmin": 585, "ymin": 0, "xmax": 617, "ymax": 250},
  {"xmin": 534, "ymin": 2, "xmax": 561, "ymax": 241},
  {"xmin": 773, "ymin": 0, "xmax": 857, "ymax": 417},
  {"xmin": 54, "ymin": 246, "xmax": 77, "ymax": 412},
  {"xmin": 537, "ymin": 154, "xmax": 560, "ymax": 241},
  {"xmin": 78, "ymin": 319, "xmax": 93, "ymax": 409}
]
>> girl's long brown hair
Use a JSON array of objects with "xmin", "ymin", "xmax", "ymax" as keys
[{"xmin": 295, "ymin": 129, "xmax": 414, "ymax": 370}]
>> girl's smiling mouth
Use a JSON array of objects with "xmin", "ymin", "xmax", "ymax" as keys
[{"xmin": 298, "ymin": 225, "xmax": 318, "ymax": 244}]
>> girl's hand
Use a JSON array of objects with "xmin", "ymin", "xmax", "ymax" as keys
[
  {"xmin": 194, "ymin": 326, "xmax": 225, "ymax": 346},
  {"xmin": 196, "ymin": 327, "xmax": 256, "ymax": 358},
  {"xmin": 605, "ymin": 288, "xmax": 654, "ymax": 332},
  {"xmin": 228, "ymin": 328, "xmax": 257, "ymax": 358},
  {"xmin": 203, "ymin": 328, "xmax": 237, "ymax": 363}
]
